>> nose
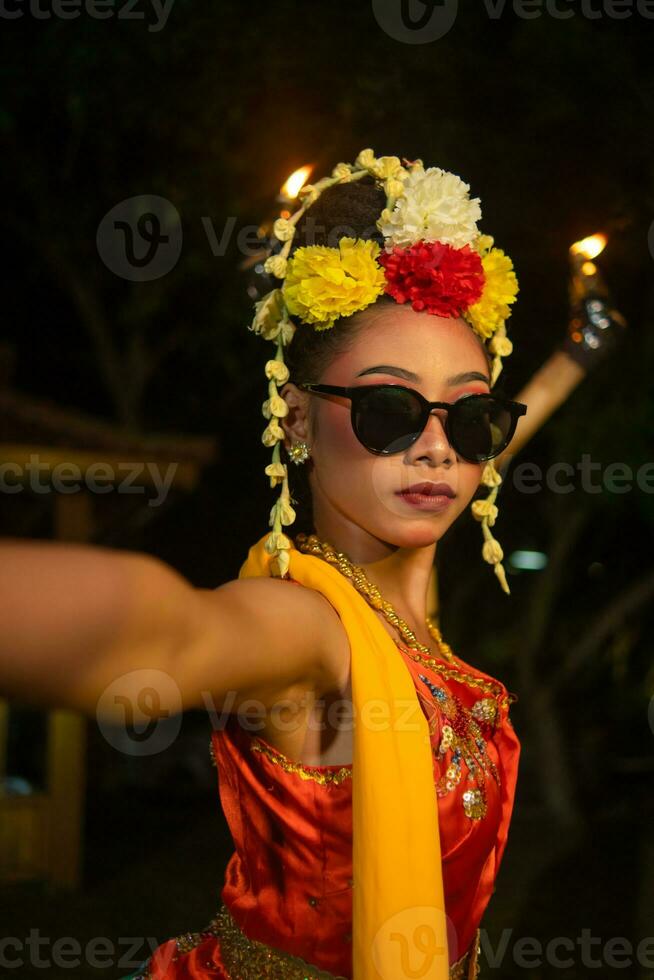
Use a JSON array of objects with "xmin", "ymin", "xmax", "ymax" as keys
[{"xmin": 406, "ymin": 409, "xmax": 455, "ymax": 465}]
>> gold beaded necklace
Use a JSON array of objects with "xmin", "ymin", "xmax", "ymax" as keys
[{"xmin": 295, "ymin": 532, "xmax": 517, "ymax": 711}]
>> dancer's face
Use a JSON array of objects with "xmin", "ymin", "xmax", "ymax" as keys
[{"xmin": 283, "ymin": 302, "xmax": 491, "ymax": 550}]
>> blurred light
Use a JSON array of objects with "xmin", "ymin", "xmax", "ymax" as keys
[
  {"xmin": 508, "ymin": 550, "xmax": 548, "ymax": 571},
  {"xmin": 280, "ymin": 165, "xmax": 313, "ymax": 201},
  {"xmin": 581, "ymin": 260, "xmax": 597, "ymax": 276},
  {"xmin": 570, "ymin": 233, "xmax": 607, "ymax": 260}
]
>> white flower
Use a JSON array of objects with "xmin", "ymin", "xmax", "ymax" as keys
[{"xmin": 378, "ymin": 166, "xmax": 482, "ymax": 250}]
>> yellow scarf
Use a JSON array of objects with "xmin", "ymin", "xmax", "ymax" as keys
[{"xmin": 239, "ymin": 533, "xmax": 449, "ymax": 980}]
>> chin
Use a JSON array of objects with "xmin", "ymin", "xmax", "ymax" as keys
[{"xmin": 371, "ymin": 517, "xmax": 451, "ymax": 551}]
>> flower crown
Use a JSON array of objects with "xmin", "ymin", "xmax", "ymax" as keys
[{"xmin": 249, "ymin": 149, "xmax": 520, "ymax": 592}]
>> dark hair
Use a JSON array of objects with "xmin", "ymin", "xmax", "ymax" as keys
[
  {"xmin": 281, "ymin": 176, "xmax": 492, "ymax": 532},
  {"xmin": 284, "ymin": 176, "xmax": 388, "ymax": 387}
]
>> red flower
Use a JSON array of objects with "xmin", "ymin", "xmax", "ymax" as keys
[{"xmin": 379, "ymin": 240, "xmax": 485, "ymax": 317}]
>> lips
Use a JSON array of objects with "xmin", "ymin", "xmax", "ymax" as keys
[{"xmin": 399, "ymin": 482, "xmax": 456, "ymax": 498}]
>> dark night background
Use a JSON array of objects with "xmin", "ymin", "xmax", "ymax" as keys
[{"xmin": 1, "ymin": 1, "xmax": 653, "ymax": 977}]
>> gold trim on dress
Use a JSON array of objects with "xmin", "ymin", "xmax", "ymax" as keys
[
  {"xmin": 249, "ymin": 736, "xmax": 353, "ymax": 785},
  {"xmin": 129, "ymin": 905, "xmax": 481, "ymax": 979}
]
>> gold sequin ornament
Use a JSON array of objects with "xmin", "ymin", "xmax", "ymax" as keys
[{"xmin": 415, "ymin": 671, "xmax": 501, "ymax": 821}]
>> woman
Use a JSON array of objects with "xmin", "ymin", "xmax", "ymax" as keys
[{"xmin": 0, "ymin": 150, "xmax": 617, "ymax": 980}]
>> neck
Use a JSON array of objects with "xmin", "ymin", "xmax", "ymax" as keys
[{"xmin": 308, "ymin": 515, "xmax": 437, "ymax": 628}]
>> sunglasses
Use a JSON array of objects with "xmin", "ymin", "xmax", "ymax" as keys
[{"xmin": 297, "ymin": 383, "xmax": 527, "ymax": 463}]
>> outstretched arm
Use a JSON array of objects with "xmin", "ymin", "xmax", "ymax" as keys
[{"xmin": 0, "ymin": 539, "xmax": 346, "ymax": 722}]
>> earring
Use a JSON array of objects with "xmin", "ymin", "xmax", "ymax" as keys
[{"xmin": 288, "ymin": 441, "xmax": 311, "ymax": 465}]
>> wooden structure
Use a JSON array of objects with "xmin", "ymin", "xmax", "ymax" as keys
[{"xmin": 0, "ymin": 381, "xmax": 216, "ymax": 889}]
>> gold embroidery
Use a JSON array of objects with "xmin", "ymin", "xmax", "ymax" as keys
[
  {"xmin": 399, "ymin": 642, "xmax": 517, "ymax": 712},
  {"xmin": 417, "ymin": 671, "xmax": 502, "ymax": 821},
  {"xmin": 131, "ymin": 906, "xmax": 482, "ymax": 979},
  {"xmin": 250, "ymin": 737, "xmax": 353, "ymax": 785}
]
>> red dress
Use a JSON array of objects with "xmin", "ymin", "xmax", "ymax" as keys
[{"xmin": 138, "ymin": 622, "xmax": 520, "ymax": 979}]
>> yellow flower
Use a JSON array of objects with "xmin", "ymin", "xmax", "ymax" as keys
[
  {"xmin": 332, "ymin": 162, "xmax": 352, "ymax": 180},
  {"xmin": 269, "ymin": 497, "xmax": 296, "ymax": 527},
  {"xmin": 251, "ymin": 288, "xmax": 284, "ymax": 336},
  {"xmin": 489, "ymin": 334, "xmax": 513, "ymax": 357},
  {"xmin": 298, "ymin": 184, "xmax": 319, "ymax": 205},
  {"xmin": 264, "ymin": 530, "xmax": 292, "ymax": 554},
  {"xmin": 355, "ymin": 148, "xmax": 376, "ymax": 169},
  {"xmin": 270, "ymin": 546, "xmax": 290, "ymax": 579},
  {"xmin": 283, "ymin": 238, "xmax": 386, "ymax": 330},
  {"xmin": 273, "ymin": 218, "xmax": 295, "ymax": 242},
  {"xmin": 481, "ymin": 461, "xmax": 503, "ymax": 488},
  {"xmin": 370, "ymin": 155, "xmax": 403, "ymax": 179},
  {"xmin": 482, "ymin": 538, "xmax": 504, "ymax": 565},
  {"xmin": 264, "ymin": 359, "xmax": 290, "ymax": 384},
  {"xmin": 262, "ymin": 395, "xmax": 289, "ymax": 419},
  {"xmin": 262, "ymin": 418, "xmax": 285, "ymax": 446},
  {"xmin": 474, "ymin": 234, "xmax": 495, "ymax": 256},
  {"xmin": 385, "ymin": 178, "xmax": 406, "ymax": 200},
  {"xmin": 471, "ymin": 500, "xmax": 498, "ymax": 526},
  {"xmin": 265, "ymin": 462, "xmax": 287, "ymax": 487},
  {"xmin": 264, "ymin": 255, "xmax": 288, "ymax": 278},
  {"xmin": 466, "ymin": 249, "xmax": 519, "ymax": 339}
]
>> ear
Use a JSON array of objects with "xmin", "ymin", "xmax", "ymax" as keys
[{"xmin": 279, "ymin": 383, "xmax": 312, "ymax": 452}]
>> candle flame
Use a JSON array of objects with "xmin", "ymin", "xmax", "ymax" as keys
[
  {"xmin": 280, "ymin": 165, "xmax": 313, "ymax": 201},
  {"xmin": 581, "ymin": 261, "xmax": 597, "ymax": 276},
  {"xmin": 570, "ymin": 233, "xmax": 607, "ymax": 260}
]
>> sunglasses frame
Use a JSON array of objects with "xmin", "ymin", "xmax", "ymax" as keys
[{"xmin": 297, "ymin": 382, "xmax": 528, "ymax": 462}]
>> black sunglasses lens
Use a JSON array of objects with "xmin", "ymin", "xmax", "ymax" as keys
[
  {"xmin": 451, "ymin": 396, "xmax": 512, "ymax": 461},
  {"xmin": 354, "ymin": 387, "xmax": 424, "ymax": 454}
]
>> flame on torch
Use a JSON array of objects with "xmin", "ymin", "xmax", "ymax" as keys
[
  {"xmin": 570, "ymin": 233, "xmax": 608, "ymax": 260},
  {"xmin": 280, "ymin": 165, "xmax": 313, "ymax": 202}
]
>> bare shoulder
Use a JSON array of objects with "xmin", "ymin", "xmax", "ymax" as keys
[{"xmin": 185, "ymin": 576, "xmax": 350, "ymax": 709}]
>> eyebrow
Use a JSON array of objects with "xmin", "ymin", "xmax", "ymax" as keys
[{"xmin": 356, "ymin": 365, "xmax": 491, "ymax": 386}]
